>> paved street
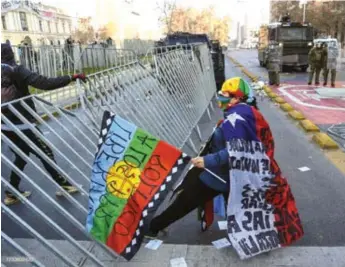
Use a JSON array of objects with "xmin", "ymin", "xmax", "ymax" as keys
[
  {"xmin": 230, "ymin": 49, "xmax": 345, "ymax": 150},
  {"xmin": 157, "ymin": 55, "xmax": 345, "ymax": 246},
  {"xmin": 1, "ymin": 53, "xmax": 345, "ymax": 266}
]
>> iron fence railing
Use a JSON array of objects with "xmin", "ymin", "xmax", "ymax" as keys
[{"xmin": 1, "ymin": 43, "xmax": 217, "ymax": 266}]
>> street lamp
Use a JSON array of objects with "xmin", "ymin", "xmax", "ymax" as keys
[{"xmin": 299, "ymin": 0, "xmax": 308, "ymax": 23}]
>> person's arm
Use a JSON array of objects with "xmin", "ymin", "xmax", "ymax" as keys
[
  {"xmin": 203, "ymin": 148, "xmax": 229, "ymax": 169},
  {"xmin": 308, "ymin": 48, "xmax": 314, "ymax": 65},
  {"xmin": 193, "ymin": 127, "xmax": 229, "ymax": 169},
  {"xmin": 324, "ymin": 49, "xmax": 328, "ymax": 66},
  {"xmin": 17, "ymin": 66, "xmax": 86, "ymax": 91}
]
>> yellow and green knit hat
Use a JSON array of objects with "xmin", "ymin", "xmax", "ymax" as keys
[{"xmin": 220, "ymin": 77, "xmax": 251, "ymax": 98}]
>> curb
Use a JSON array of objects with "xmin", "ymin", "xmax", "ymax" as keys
[
  {"xmin": 263, "ymin": 86, "xmax": 272, "ymax": 94},
  {"xmin": 274, "ymin": 97, "xmax": 286, "ymax": 104},
  {"xmin": 228, "ymin": 55, "xmax": 341, "ymax": 152},
  {"xmin": 267, "ymin": 92, "xmax": 278, "ymax": 99},
  {"xmin": 312, "ymin": 133, "xmax": 339, "ymax": 149},
  {"xmin": 288, "ymin": 110, "xmax": 305, "ymax": 120},
  {"xmin": 299, "ymin": 120, "xmax": 320, "ymax": 133},
  {"xmin": 280, "ymin": 103, "xmax": 294, "ymax": 112}
]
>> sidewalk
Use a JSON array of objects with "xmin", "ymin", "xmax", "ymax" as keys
[{"xmin": 6, "ymin": 239, "xmax": 345, "ymax": 267}]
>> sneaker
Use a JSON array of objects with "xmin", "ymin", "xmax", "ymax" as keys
[
  {"xmin": 308, "ymin": 82, "xmax": 312, "ymax": 85},
  {"xmin": 4, "ymin": 190, "xmax": 32, "ymax": 206},
  {"xmin": 56, "ymin": 185, "xmax": 79, "ymax": 197},
  {"xmin": 315, "ymin": 82, "xmax": 320, "ymax": 86},
  {"xmin": 144, "ymin": 229, "xmax": 159, "ymax": 239},
  {"xmin": 323, "ymin": 82, "xmax": 327, "ymax": 86},
  {"xmin": 144, "ymin": 228, "xmax": 168, "ymax": 239},
  {"xmin": 331, "ymin": 83, "xmax": 335, "ymax": 87}
]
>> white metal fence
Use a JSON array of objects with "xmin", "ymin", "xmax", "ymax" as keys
[
  {"xmin": 79, "ymin": 44, "xmax": 216, "ymax": 153},
  {"xmin": 11, "ymin": 44, "xmax": 137, "ymax": 78},
  {"xmin": 1, "ymin": 43, "xmax": 218, "ymax": 266},
  {"xmin": 1, "ymin": 96, "xmax": 118, "ymax": 266},
  {"xmin": 122, "ymin": 39, "xmax": 155, "ymax": 56}
]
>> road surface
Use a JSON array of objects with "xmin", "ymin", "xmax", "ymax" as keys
[
  {"xmin": 1, "ymin": 53, "xmax": 345, "ymax": 256},
  {"xmin": 230, "ymin": 49, "xmax": 345, "ymax": 150}
]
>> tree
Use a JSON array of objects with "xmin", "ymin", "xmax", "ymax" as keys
[
  {"xmin": 97, "ymin": 22, "xmax": 118, "ymax": 41},
  {"xmin": 270, "ymin": 0, "xmax": 345, "ymax": 42},
  {"xmin": 72, "ymin": 17, "xmax": 95, "ymax": 44},
  {"xmin": 157, "ymin": 0, "xmax": 177, "ymax": 34},
  {"xmin": 159, "ymin": 5, "xmax": 231, "ymax": 45}
]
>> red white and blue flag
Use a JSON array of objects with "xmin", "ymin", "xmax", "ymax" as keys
[{"xmin": 221, "ymin": 103, "xmax": 304, "ymax": 259}]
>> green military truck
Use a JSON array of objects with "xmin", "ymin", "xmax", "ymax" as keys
[{"xmin": 258, "ymin": 16, "xmax": 315, "ymax": 71}]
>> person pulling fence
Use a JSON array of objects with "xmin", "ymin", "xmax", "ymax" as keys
[{"xmin": 1, "ymin": 43, "xmax": 87, "ymax": 205}]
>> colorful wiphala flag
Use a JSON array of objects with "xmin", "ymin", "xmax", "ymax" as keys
[{"xmin": 86, "ymin": 111, "xmax": 189, "ymax": 260}]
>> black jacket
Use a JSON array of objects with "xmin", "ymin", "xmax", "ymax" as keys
[{"xmin": 1, "ymin": 43, "xmax": 72, "ymax": 125}]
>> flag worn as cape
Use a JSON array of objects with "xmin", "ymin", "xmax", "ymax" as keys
[
  {"xmin": 86, "ymin": 111, "xmax": 189, "ymax": 260},
  {"xmin": 220, "ymin": 103, "xmax": 304, "ymax": 259}
]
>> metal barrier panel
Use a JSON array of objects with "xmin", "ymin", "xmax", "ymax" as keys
[
  {"xmin": 122, "ymin": 39, "xmax": 155, "ymax": 56},
  {"xmin": 1, "ymin": 96, "xmax": 118, "ymax": 266},
  {"xmin": 9, "ymin": 45, "xmax": 139, "ymax": 108},
  {"xmin": 1, "ymin": 43, "xmax": 218, "ymax": 266},
  {"xmin": 79, "ymin": 44, "xmax": 217, "ymax": 155}
]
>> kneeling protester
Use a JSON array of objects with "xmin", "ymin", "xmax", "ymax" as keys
[{"xmin": 215, "ymin": 77, "xmax": 304, "ymax": 259}]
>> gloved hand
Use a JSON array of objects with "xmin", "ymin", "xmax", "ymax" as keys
[{"xmin": 71, "ymin": 73, "xmax": 87, "ymax": 83}]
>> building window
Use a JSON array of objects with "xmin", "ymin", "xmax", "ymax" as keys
[
  {"xmin": 39, "ymin": 20, "xmax": 43, "ymax": 32},
  {"xmin": 2, "ymin": 15, "xmax": 7, "ymax": 30},
  {"xmin": 58, "ymin": 40, "xmax": 61, "ymax": 45},
  {"xmin": 62, "ymin": 22, "xmax": 65, "ymax": 33},
  {"xmin": 50, "ymin": 40, "xmax": 54, "ymax": 45},
  {"xmin": 48, "ymin": 21, "xmax": 51, "ymax": 33},
  {"xmin": 19, "ymin": 12, "xmax": 29, "ymax": 31},
  {"xmin": 56, "ymin": 22, "xmax": 59, "ymax": 33}
]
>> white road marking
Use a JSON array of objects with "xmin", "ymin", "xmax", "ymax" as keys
[{"xmin": 278, "ymin": 85, "xmax": 345, "ymax": 111}]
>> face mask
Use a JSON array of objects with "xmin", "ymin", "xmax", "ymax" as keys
[{"xmin": 217, "ymin": 94, "xmax": 232, "ymax": 110}]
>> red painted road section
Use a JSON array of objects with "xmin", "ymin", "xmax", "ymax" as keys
[{"xmin": 270, "ymin": 83, "xmax": 345, "ymax": 124}]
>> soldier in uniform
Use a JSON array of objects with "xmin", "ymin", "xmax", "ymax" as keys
[
  {"xmin": 323, "ymin": 41, "xmax": 338, "ymax": 87},
  {"xmin": 308, "ymin": 42, "xmax": 325, "ymax": 85},
  {"xmin": 267, "ymin": 42, "xmax": 282, "ymax": 86}
]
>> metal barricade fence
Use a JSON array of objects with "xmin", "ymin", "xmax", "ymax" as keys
[
  {"xmin": 1, "ymin": 43, "xmax": 218, "ymax": 266},
  {"xmin": 1, "ymin": 96, "xmax": 118, "ymax": 266},
  {"xmin": 122, "ymin": 39, "xmax": 155, "ymax": 56},
  {"xmin": 9, "ymin": 45, "xmax": 138, "ymax": 109},
  {"xmin": 78, "ymin": 43, "xmax": 217, "ymax": 154}
]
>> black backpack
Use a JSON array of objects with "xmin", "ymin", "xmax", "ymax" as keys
[{"xmin": 1, "ymin": 63, "xmax": 19, "ymax": 104}]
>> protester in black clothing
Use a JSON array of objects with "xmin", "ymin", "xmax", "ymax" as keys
[{"xmin": 1, "ymin": 43, "xmax": 87, "ymax": 205}]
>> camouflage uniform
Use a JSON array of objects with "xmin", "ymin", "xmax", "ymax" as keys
[
  {"xmin": 323, "ymin": 44, "xmax": 338, "ymax": 87},
  {"xmin": 267, "ymin": 44, "xmax": 282, "ymax": 86},
  {"xmin": 308, "ymin": 45, "xmax": 325, "ymax": 85}
]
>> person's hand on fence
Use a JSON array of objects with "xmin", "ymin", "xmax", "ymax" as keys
[
  {"xmin": 71, "ymin": 73, "xmax": 87, "ymax": 83},
  {"xmin": 191, "ymin": 157, "xmax": 205, "ymax": 168}
]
